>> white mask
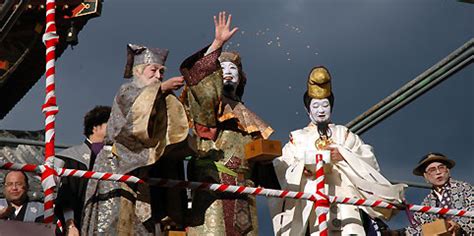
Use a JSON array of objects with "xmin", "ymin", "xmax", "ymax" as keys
[
  {"xmin": 308, "ymin": 98, "xmax": 331, "ymax": 124},
  {"xmin": 220, "ymin": 61, "xmax": 239, "ymax": 85}
]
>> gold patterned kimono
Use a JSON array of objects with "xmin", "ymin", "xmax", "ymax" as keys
[
  {"xmin": 81, "ymin": 80, "xmax": 189, "ymax": 235},
  {"xmin": 180, "ymin": 46, "xmax": 274, "ymax": 236}
]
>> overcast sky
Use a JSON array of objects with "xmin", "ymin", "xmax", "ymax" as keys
[{"xmin": 1, "ymin": 0, "xmax": 473, "ymax": 233}]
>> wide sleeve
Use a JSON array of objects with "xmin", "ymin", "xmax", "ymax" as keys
[
  {"xmin": 105, "ymin": 80, "xmax": 189, "ymax": 174},
  {"xmin": 129, "ymin": 81, "xmax": 168, "ymax": 146},
  {"xmin": 460, "ymin": 182, "xmax": 473, "ymax": 234},
  {"xmin": 270, "ymin": 134, "xmax": 304, "ymax": 235},
  {"xmin": 107, "ymin": 81, "xmax": 170, "ymax": 149},
  {"xmin": 341, "ymin": 129, "xmax": 380, "ymax": 172},
  {"xmin": 273, "ymin": 134, "xmax": 303, "ymax": 190},
  {"xmin": 180, "ymin": 45, "xmax": 223, "ymax": 140},
  {"xmin": 105, "ymin": 83, "xmax": 133, "ymax": 144},
  {"xmin": 334, "ymin": 125, "xmax": 406, "ymax": 209}
]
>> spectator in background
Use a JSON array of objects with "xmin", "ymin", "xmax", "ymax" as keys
[
  {"xmin": 406, "ymin": 153, "xmax": 473, "ymax": 235},
  {"xmin": 55, "ymin": 105, "xmax": 111, "ymax": 236},
  {"xmin": 0, "ymin": 171, "xmax": 43, "ymax": 222}
]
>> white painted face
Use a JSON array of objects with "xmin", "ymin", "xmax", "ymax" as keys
[
  {"xmin": 309, "ymin": 98, "xmax": 331, "ymax": 124},
  {"xmin": 220, "ymin": 61, "xmax": 239, "ymax": 85}
]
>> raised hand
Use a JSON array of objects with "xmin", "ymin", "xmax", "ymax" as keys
[
  {"xmin": 214, "ymin": 11, "xmax": 238, "ymax": 45},
  {"xmin": 209, "ymin": 11, "xmax": 239, "ymax": 52}
]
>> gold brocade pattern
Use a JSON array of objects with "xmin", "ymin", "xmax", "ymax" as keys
[
  {"xmin": 183, "ymin": 72, "xmax": 223, "ymax": 127},
  {"xmin": 118, "ymin": 183, "xmax": 135, "ymax": 236},
  {"xmin": 82, "ymin": 80, "xmax": 189, "ymax": 235},
  {"xmin": 164, "ymin": 95, "xmax": 189, "ymax": 144},
  {"xmin": 216, "ymin": 130, "xmax": 252, "ymax": 164},
  {"xmin": 96, "ymin": 198, "xmax": 115, "ymax": 233},
  {"xmin": 82, "ymin": 149, "xmax": 153, "ymax": 235},
  {"xmin": 218, "ymin": 97, "xmax": 274, "ymax": 140},
  {"xmin": 131, "ymin": 81, "xmax": 164, "ymax": 146},
  {"xmin": 182, "ymin": 45, "xmax": 272, "ymax": 236},
  {"xmin": 135, "ymin": 184, "xmax": 152, "ymax": 223},
  {"xmin": 188, "ymin": 130, "xmax": 259, "ymax": 235},
  {"xmin": 187, "ymin": 200, "xmax": 226, "ymax": 236},
  {"xmin": 130, "ymin": 81, "xmax": 189, "ymax": 166},
  {"xmin": 187, "ymin": 198, "xmax": 259, "ymax": 236}
]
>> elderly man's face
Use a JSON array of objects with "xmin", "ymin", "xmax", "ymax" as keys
[
  {"xmin": 138, "ymin": 63, "xmax": 165, "ymax": 86},
  {"xmin": 3, "ymin": 172, "xmax": 28, "ymax": 205},
  {"xmin": 423, "ymin": 162, "xmax": 450, "ymax": 187}
]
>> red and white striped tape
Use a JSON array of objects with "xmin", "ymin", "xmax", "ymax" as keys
[
  {"xmin": 59, "ymin": 167, "xmax": 144, "ymax": 184},
  {"xmin": 329, "ymin": 196, "xmax": 396, "ymax": 211},
  {"xmin": 0, "ymin": 162, "xmax": 42, "ymax": 173},
  {"xmin": 146, "ymin": 178, "xmax": 474, "ymax": 218},
  {"xmin": 0, "ymin": 162, "xmax": 144, "ymax": 185},
  {"xmin": 406, "ymin": 203, "xmax": 470, "ymax": 218},
  {"xmin": 56, "ymin": 219, "xmax": 63, "ymax": 233},
  {"xmin": 314, "ymin": 154, "xmax": 328, "ymax": 236},
  {"xmin": 0, "ymin": 162, "xmax": 471, "ymax": 218},
  {"xmin": 41, "ymin": 0, "xmax": 60, "ymax": 224}
]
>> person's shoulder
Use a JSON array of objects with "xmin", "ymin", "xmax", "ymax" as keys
[
  {"xmin": 332, "ymin": 124, "xmax": 348, "ymax": 130},
  {"xmin": 419, "ymin": 192, "xmax": 433, "ymax": 205},
  {"xmin": 27, "ymin": 201, "xmax": 44, "ymax": 212},
  {"xmin": 56, "ymin": 143, "xmax": 90, "ymax": 164},
  {"xmin": 288, "ymin": 125, "xmax": 316, "ymax": 143},
  {"xmin": 57, "ymin": 143, "xmax": 88, "ymax": 156},
  {"xmin": 332, "ymin": 124, "xmax": 364, "ymax": 142},
  {"xmin": 451, "ymin": 179, "xmax": 473, "ymax": 189},
  {"xmin": 290, "ymin": 127, "xmax": 309, "ymax": 138},
  {"xmin": 115, "ymin": 82, "xmax": 143, "ymax": 104},
  {"xmin": 330, "ymin": 124, "xmax": 351, "ymax": 135},
  {"xmin": 117, "ymin": 82, "xmax": 137, "ymax": 93}
]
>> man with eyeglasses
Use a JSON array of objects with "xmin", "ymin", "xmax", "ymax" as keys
[
  {"xmin": 406, "ymin": 153, "xmax": 473, "ymax": 235},
  {"xmin": 0, "ymin": 171, "xmax": 44, "ymax": 222}
]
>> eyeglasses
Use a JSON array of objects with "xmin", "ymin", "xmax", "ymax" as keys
[
  {"xmin": 4, "ymin": 182, "xmax": 25, "ymax": 188},
  {"xmin": 425, "ymin": 165, "xmax": 448, "ymax": 175}
]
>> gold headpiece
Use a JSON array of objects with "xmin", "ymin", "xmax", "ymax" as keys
[{"xmin": 307, "ymin": 66, "xmax": 332, "ymax": 99}]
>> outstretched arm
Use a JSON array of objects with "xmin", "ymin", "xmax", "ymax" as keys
[
  {"xmin": 207, "ymin": 11, "xmax": 239, "ymax": 54},
  {"xmin": 178, "ymin": 11, "xmax": 238, "ymax": 136},
  {"xmin": 161, "ymin": 76, "xmax": 185, "ymax": 93}
]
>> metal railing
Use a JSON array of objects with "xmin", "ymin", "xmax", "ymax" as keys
[{"xmin": 346, "ymin": 39, "xmax": 473, "ymax": 135}]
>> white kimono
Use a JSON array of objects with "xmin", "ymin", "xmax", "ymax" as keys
[{"xmin": 271, "ymin": 123, "xmax": 405, "ymax": 236}]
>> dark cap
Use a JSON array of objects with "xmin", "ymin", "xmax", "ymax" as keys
[{"xmin": 413, "ymin": 152, "xmax": 455, "ymax": 176}]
